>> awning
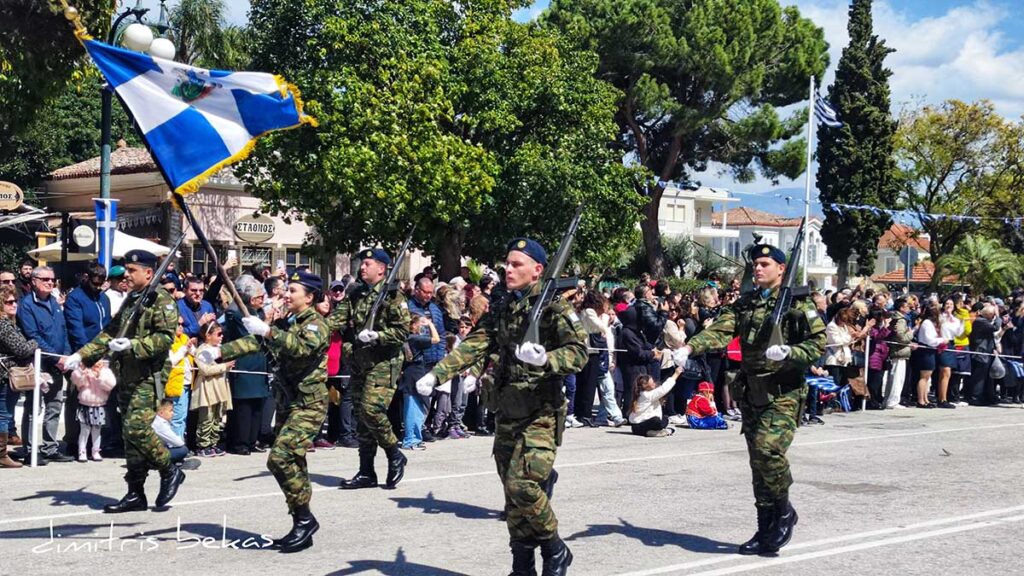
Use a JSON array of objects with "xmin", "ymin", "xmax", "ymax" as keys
[{"xmin": 28, "ymin": 230, "xmax": 170, "ymax": 262}]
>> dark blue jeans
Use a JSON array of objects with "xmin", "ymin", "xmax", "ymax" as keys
[
  {"xmin": 0, "ymin": 380, "xmax": 13, "ymax": 434},
  {"xmin": 168, "ymin": 445, "xmax": 188, "ymax": 463}
]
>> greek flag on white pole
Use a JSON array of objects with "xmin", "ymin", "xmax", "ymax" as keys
[
  {"xmin": 93, "ymin": 198, "xmax": 118, "ymax": 271},
  {"xmin": 82, "ymin": 38, "xmax": 317, "ymax": 195},
  {"xmin": 814, "ymin": 92, "xmax": 843, "ymax": 128}
]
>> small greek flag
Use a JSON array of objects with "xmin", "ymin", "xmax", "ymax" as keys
[
  {"xmin": 814, "ymin": 91, "xmax": 843, "ymax": 128},
  {"xmin": 82, "ymin": 38, "xmax": 316, "ymax": 195}
]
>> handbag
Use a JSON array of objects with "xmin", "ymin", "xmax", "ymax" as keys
[{"xmin": 9, "ymin": 365, "xmax": 36, "ymax": 392}]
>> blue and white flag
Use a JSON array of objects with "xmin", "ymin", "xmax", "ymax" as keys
[
  {"xmin": 82, "ymin": 39, "xmax": 317, "ymax": 195},
  {"xmin": 814, "ymin": 91, "xmax": 843, "ymax": 128},
  {"xmin": 93, "ymin": 198, "xmax": 118, "ymax": 271}
]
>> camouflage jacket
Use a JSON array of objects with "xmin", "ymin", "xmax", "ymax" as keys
[
  {"xmin": 327, "ymin": 279, "xmax": 410, "ymax": 371},
  {"xmin": 687, "ymin": 286, "xmax": 826, "ymax": 392},
  {"xmin": 221, "ymin": 306, "xmax": 329, "ymax": 407},
  {"xmin": 79, "ymin": 287, "xmax": 179, "ymax": 388},
  {"xmin": 433, "ymin": 282, "xmax": 588, "ymax": 419},
  {"xmin": 887, "ymin": 315, "xmax": 914, "ymax": 360}
]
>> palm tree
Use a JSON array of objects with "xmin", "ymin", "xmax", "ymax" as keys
[
  {"xmin": 936, "ymin": 235, "xmax": 1023, "ymax": 295},
  {"xmin": 169, "ymin": 0, "xmax": 249, "ymax": 69}
]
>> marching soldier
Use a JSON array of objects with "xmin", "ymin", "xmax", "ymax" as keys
[
  {"xmin": 59, "ymin": 250, "xmax": 184, "ymax": 512},
  {"xmin": 416, "ymin": 238, "xmax": 587, "ymax": 576},
  {"xmin": 330, "ymin": 249, "xmax": 411, "ymax": 490},
  {"xmin": 218, "ymin": 269, "xmax": 329, "ymax": 553},
  {"xmin": 674, "ymin": 244, "xmax": 826, "ymax": 555}
]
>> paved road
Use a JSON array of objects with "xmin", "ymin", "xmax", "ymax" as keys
[{"xmin": 2, "ymin": 405, "xmax": 1022, "ymax": 575}]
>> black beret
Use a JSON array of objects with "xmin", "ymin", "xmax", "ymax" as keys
[
  {"xmin": 359, "ymin": 248, "xmax": 391, "ymax": 266},
  {"xmin": 289, "ymin": 269, "xmax": 323, "ymax": 293},
  {"xmin": 749, "ymin": 244, "xmax": 786, "ymax": 264},
  {"xmin": 506, "ymin": 237, "xmax": 548, "ymax": 266},
  {"xmin": 124, "ymin": 249, "xmax": 158, "ymax": 269}
]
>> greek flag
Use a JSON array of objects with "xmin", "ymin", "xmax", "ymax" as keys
[
  {"xmin": 83, "ymin": 38, "xmax": 316, "ymax": 195},
  {"xmin": 814, "ymin": 91, "xmax": 843, "ymax": 128}
]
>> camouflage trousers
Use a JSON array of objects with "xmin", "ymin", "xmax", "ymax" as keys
[
  {"xmin": 195, "ymin": 404, "xmax": 226, "ymax": 450},
  {"xmin": 269, "ymin": 400, "xmax": 327, "ymax": 514},
  {"xmin": 118, "ymin": 380, "xmax": 171, "ymax": 484},
  {"xmin": 738, "ymin": 385, "xmax": 806, "ymax": 508},
  {"xmin": 494, "ymin": 408, "xmax": 563, "ymax": 543},
  {"xmin": 351, "ymin": 358, "xmax": 402, "ymax": 451}
]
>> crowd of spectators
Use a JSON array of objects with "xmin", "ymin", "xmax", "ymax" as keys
[{"xmin": 2, "ymin": 252, "xmax": 1023, "ymax": 471}]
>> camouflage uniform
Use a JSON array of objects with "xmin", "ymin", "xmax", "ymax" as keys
[
  {"xmin": 686, "ymin": 286, "xmax": 826, "ymax": 508},
  {"xmin": 433, "ymin": 282, "xmax": 588, "ymax": 543},
  {"xmin": 78, "ymin": 288, "xmax": 179, "ymax": 484},
  {"xmin": 327, "ymin": 280, "xmax": 410, "ymax": 454},
  {"xmin": 221, "ymin": 306, "xmax": 329, "ymax": 513}
]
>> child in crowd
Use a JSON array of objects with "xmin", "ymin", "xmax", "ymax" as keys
[
  {"xmin": 685, "ymin": 381, "xmax": 728, "ymax": 430},
  {"xmin": 70, "ymin": 361, "xmax": 116, "ymax": 462},
  {"xmin": 192, "ymin": 323, "xmax": 234, "ymax": 457},
  {"xmin": 153, "ymin": 398, "xmax": 188, "ymax": 464},
  {"xmin": 628, "ymin": 366, "xmax": 681, "ymax": 437},
  {"xmin": 166, "ymin": 318, "xmax": 195, "ymax": 440}
]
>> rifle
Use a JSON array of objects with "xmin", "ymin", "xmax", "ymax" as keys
[
  {"xmin": 522, "ymin": 204, "xmax": 584, "ymax": 345},
  {"xmin": 363, "ymin": 225, "xmax": 416, "ymax": 332},
  {"xmin": 114, "ymin": 231, "xmax": 188, "ymax": 340},
  {"xmin": 767, "ymin": 217, "xmax": 806, "ymax": 347}
]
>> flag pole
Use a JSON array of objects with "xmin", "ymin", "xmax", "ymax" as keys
[{"xmin": 801, "ymin": 75, "xmax": 815, "ymax": 287}]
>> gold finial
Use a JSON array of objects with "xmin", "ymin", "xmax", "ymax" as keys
[{"xmin": 57, "ymin": 0, "xmax": 91, "ymax": 40}]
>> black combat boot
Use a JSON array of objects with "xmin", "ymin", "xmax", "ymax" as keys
[
  {"xmin": 384, "ymin": 445, "xmax": 407, "ymax": 488},
  {"xmin": 539, "ymin": 534, "xmax": 572, "ymax": 576},
  {"xmin": 340, "ymin": 445, "xmax": 378, "ymax": 489},
  {"xmin": 540, "ymin": 469, "xmax": 558, "ymax": 502},
  {"xmin": 155, "ymin": 465, "xmax": 186, "ymax": 507},
  {"xmin": 509, "ymin": 540, "xmax": 538, "ymax": 576},
  {"xmin": 104, "ymin": 477, "xmax": 148, "ymax": 514},
  {"xmin": 737, "ymin": 506, "xmax": 774, "ymax": 555},
  {"xmin": 277, "ymin": 504, "xmax": 319, "ymax": 553},
  {"xmin": 766, "ymin": 496, "xmax": 798, "ymax": 552}
]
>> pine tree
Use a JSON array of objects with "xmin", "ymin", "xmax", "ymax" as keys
[{"xmin": 816, "ymin": 0, "xmax": 897, "ymax": 287}]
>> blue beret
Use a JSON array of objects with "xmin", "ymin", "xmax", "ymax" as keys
[
  {"xmin": 359, "ymin": 248, "xmax": 391, "ymax": 266},
  {"xmin": 506, "ymin": 237, "xmax": 548, "ymax": 266},
  {"xmin": 161, "ymin": 272, "xmax": 181, "ymax": 290},
  {"xmin": 289, "ymin": 269, "xmax": 323, "ymax": 293},
  {"xmin": 749, "ymin": 244, "xmax": 786, "ymax": 264},
  {"xmin": 124, "ymin": 249, "xmax": 158, "ymax": 268}
]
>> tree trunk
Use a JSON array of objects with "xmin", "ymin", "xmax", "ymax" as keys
[
  {"xmin": 640, "ymin": 197, "xmax": 666, "ymax": 277},
  {"xmin": 836, "ymin": 256, "xmax": 849, "ymax": 289},
  {"xmin": 437, "ymin": 226, "xmax": 464, "ymax": 282}
]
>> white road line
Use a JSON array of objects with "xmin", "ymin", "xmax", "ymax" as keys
[
  {"xmin": 615, "ymin": 504, "xmax": 1024, "ymax": 576},
  {"xmin": 2, "ymin": 421, "xmax": 1022, "ymax": 527}
]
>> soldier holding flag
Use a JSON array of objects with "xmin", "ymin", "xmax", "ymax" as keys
[{"xmin": 674, "ymin": 243, "xmax": 826, "ymax": 556}]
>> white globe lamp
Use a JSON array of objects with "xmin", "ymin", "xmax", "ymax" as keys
[
  {"xmin": 122, "ymin": 22, "xmax": 154, "ymax": 52},
  {"xmin": 148, "ymin": 37, "xmax": 176, "ymax": 60}
]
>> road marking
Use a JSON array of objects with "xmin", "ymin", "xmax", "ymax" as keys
[
  {"xmin": 615, "ymin": 505, "xmax": 1024, "ymax": 576},
  {"xmin": 2, "ymin": 421, "xmax": 1022, "ymax": 527}
]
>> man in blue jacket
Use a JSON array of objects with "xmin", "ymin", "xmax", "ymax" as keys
[
  {"xmin": 177, "ymin": 277, "xmax": 216, "ymax": 338},
  {"xmin": 63, "ymin": 263, "xmax": 112, "ymax": 452},
  {"xmin": 17, "ymin": 265, "xmax": 72, "ymax": 462}
]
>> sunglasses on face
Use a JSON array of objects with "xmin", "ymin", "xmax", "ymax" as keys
[
  {"xmin": 34, "ymin": 277, "xmax": 55, "ymax": 283},
  {"xmin": 4, "ymin": 300, "xmax": 16, "ymax": 305},
  {"xmin": 0, "ymin": 280, "xmax": 13, "ymax": 284}
]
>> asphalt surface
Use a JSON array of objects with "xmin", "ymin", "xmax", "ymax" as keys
[{"xmin": 2, "ymin": 404, "xmax": 1023, "ymax": 575}]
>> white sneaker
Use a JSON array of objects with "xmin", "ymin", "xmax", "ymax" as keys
[
  {"xmin": 77, "ymin": 452, "xmax": 87, "ymax": 463},
  {"xmin": 668, "ymin": 415, "xmax": 686, "ymax": 426},
  {"xmin": 955, "ymin": 401, "xmax": 968, "ymax": 407},
  {"xmin": 892, "ymin": 404, "xmax": 908, "ymax": 410},
  {"xmin": 565, "ymin": 415, "xmax": 584, "ymax": 428}
]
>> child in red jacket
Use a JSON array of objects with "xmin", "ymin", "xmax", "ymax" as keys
[{"xmin": 686, "ymin": 381, "xmax": 728, "ymax": 430}]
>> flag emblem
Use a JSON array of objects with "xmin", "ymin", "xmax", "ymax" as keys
[{"xmin": 172, "ymin": 69, "xmax": 220, "ymax": 104}]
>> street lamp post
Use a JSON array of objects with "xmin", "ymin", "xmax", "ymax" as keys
[{"xmin": 98, "ymin": 0, "xmax": 174, "ymax": 200}]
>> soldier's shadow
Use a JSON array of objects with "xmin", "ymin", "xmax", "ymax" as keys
[
  {"xmin": 566, "ymin": 518, "xmax": 735, "ymax": 554},
  {"xmin": 328, "ymin": 547, "xmax": 470, "ymax": 575},
  {"xmin": 233, "ymin": 470, "xmax": 340, "ymax": 488},
  {"xmin": 390, "ymin": 491, "xmax": 502, "ymax": 520},
  {"xmin": 0, "ymin": 523, "xmax": 141, "ymax": 540},
  {"xmin": 12, "ymin": 487, "xmax": 118, "ymax": 510}
]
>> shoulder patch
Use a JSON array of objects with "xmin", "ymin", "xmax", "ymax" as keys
[
  {"xmin": 306, "ymin": 324, "xmax": 319, "ymax": 332},
  {"xmin": 805, "ymin": 309, "xmax": 818, "ymax": 320},
  {"xmin": 400, "ymin": 301, "xmax": 408, "ymax": 309},
  {"xmin": 569, "ymin": 311, "xmax": 580, "ymax": 323},
  {"xmin": 165, "ymin": 304, "xmax": 174, "ymax": 311}
]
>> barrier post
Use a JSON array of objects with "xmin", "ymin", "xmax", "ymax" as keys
[
  {"xmin": 862, "ymin": 332, "xmax": 870, "ymax": 411},
  {"xmin": 31, "ymin": 348, "xmax": 41, "ymax": 468}
]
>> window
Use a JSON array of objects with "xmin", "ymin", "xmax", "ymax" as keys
[
  {"xmin": 190, "ymin": 244, "xmax": 227, "ymax": 277},
  {"xmin": 286, "ymin": 248, "xmax": 317, "ymax": 275},
  {"xmin": 241, "ymin": 246, "xmax": 272, "ymax": 270},
  {"xmin": 729, "ymin": 240, "xmax": 741, "ymax": 259},
  {"xmin": 809, "ymin": 243, "xmax": 818, "ymax": 265}
]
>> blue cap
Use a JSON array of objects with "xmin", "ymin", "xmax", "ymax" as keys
[
  {"xmin": 124, "ymin": 250, "xmax": 158, "ymax": 269},
  {"xmin": 161, "ymin": 272, "xmax": 181, "ymax": 290},
  {"xmin": 506, "ymin": 237, "xmax": 548, "ymax": 266},
  {"xmin": 359, "ymin": 248, "xmax": 391, "ymax": 266},
  {"xmin": 749, "ymin": 244, "xmax": 786, "ymax": 264},
  {"xmin": 289, "ymin": 269, "xmax": 323, "ymax": 293}
]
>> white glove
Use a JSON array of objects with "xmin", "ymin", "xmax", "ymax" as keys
[
  {"xmin": 672, "ymin": 346, "xmax": 691, "ymax": 368},
  {"xmin": 766, "ymin": 345, "xmax": 791, "ymax": 361},
  {"xmin": 196, "ymin": 347, "xmax": 219, "ymax": 366},
  {"xmin": 515, "ymin": 342, "xmax": 548, "ymax": 367},
  {"xmin": 108, "ymin": 338, "xmax": 132, "ymax": 353},
  {"xmin": 463, "ymin": 375, "xmax": 478, "ymax": 394},
  {"xmin": 243, "ymin": 316, "xmax": 270, "ymax": 337},
  {"xmin": 62, "ymin": 353, "xmax": 82, "ymax": 372},
  {"xmin": 416, "ymin": 372, "xmax": 438, "ymax": 396},
  {"xmin": 357, "ymin": 329, "xmax": 379, "ymax": 343}
]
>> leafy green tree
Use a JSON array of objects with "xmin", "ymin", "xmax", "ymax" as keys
[
  {"xmin": 894, "ymin": 100, "xmax": 1024, "ymax": 286},
  {"xmin": 169, "ymin": 0, "xmax": 250, "ymax": 69},
  {"xmin": 816, "ymin": 0, "xmax": 896, "ymax": 287},
  {"xmin": 936, "ymin": 235, "xmax": 1023, "ymax": 296},
  {"xmin": 240, "ymin": 0, "xmax": 642, "ymax": 277},
  {"xmin": 543, "ymin": 0, "xmax": 829, "ymax": 276}
]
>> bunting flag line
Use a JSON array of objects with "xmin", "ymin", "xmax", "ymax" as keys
[
  {"xmin": 825, "ymin": 202, "xmax": 1024, "ymax": 226},
  {"xmin": 81, "ymin": 37, "xmax": 317, "ymax": 195}
]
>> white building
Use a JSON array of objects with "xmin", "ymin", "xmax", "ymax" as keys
[
  {"xmin": 657, "ymin": 184, "xmax": 741, "ymax": 245},
  {"xmin": 710, "ymin": 207, "xmax": 837, "ymax": 291}
]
